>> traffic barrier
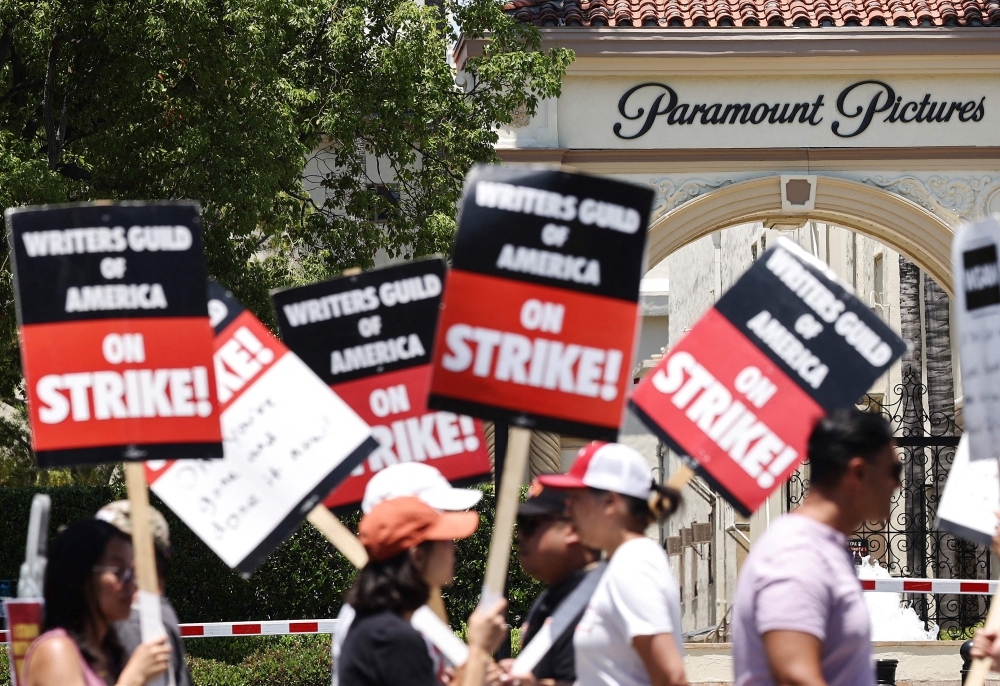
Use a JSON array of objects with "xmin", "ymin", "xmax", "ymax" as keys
[
  {"xmin": 2, "ymin": 579, "xmax": 997, "ymax": 644},
  {"xmin": 860, "ymin": 578, "xmax": 998, "ymax": 594}
]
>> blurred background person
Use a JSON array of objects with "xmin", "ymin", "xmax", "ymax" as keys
[
  {"xmin": 731, "ymin": 408, "xmax": 899, "ymax": 686},
  {"xmin": 493, "ymin": 480, "xmax": 600, "ymax": 686},
  {"xmin": 970, "ymin": 520, "xmax": 1000, "ymax": 671},
  {"xmin": 539, "ymin": 442, "xmax": 686, "ymax": 686},
  {"xmin": 96, "ymin": 500, "xmax": 191, "ymax": 686},
  {"xmin": 333, "ymin": 462, "xmax": 485, "ymax": 685},
  {"xmin": 22, "ymin": 518, "xmax": 170, "ymax": 686},
  {"xmin": 338, "ymin": 496, "xmax": 507, "ymax": 686}
]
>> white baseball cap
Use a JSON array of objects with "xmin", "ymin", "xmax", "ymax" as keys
[
  {"xmin": 361, "ymin": 462, "xmax": 483, "ymax": 514},
  {"xmin": 539, "ymin": 442, "xmax": 652, "ymax": 500}
]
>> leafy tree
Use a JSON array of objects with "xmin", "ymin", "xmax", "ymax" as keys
[{"xmin": 0, "ymin": 0, "xmax": 571, "ymax": 482}]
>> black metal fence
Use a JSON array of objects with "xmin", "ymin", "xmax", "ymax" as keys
[{"xmin": 786, "ymin": 371, "xmax": 985, "ymax": 636}]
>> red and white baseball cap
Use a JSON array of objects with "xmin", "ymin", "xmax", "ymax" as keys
[{"xmin": 538, "ymin": 442, "xmax": 653, "ymax": 500}]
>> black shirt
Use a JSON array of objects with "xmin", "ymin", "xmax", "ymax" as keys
[
  {"xmin": 338, "ymin": 610, "xmax": 438, "ymax": 686},
  {"xmin": 520, "ymin": 568, "xmax": 588, "ymax": 683}
]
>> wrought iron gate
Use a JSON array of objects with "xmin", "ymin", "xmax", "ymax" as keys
[{"xmin": 786, "ymin": 373, "xmax": 985, "ymax": 637}]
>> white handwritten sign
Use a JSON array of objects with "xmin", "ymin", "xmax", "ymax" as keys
[
  {"xmin": 954, "ymin": 217, "xmax": 1000, "ymax": 462},
  {"xmin": 146, "ymin": 283, "xmax": 376, "ymax": 573},
  {"xmin": 937, "ymin": 437, "xmax": 999, "ymax": 546}
]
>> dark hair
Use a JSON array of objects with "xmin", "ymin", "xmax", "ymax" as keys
[
  {"xmin": 44, "ymin": 519, "xmax": 130, "ymax": 673},
  {"xmin": 346, "ymin": 542, "xmax": 430, "ymax": 617},
  {"xmin": 590, "ymin": 482, "xmax": 682, "ymax": 531},
  {"xmin": 808, "ymin": 407, "xmax": 894, "ymax": 488}
]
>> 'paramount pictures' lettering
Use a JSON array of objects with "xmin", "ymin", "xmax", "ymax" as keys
[{"xmin": 615, "ymin": 79, "xmax": 986, "ymax": 140}]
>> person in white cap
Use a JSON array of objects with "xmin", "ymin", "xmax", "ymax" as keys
[
  {"xmin": 333, "ymin": 462, "xmax": 484, "ymax": 685},
  {"xmin": 539, "ymin": 442, "xmax": 686, "ymax": 686}
]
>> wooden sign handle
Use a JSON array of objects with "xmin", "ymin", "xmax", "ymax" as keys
[
  {"xmin": 307, "ymin": 505, "xmax": 368, "ymax": 567},
  {"xmin": 307, "ymin": 504, "xmax": 450, "ymax": 622},
  {"xmin": 124, "ymin": 463, "xmax": 160, "ymax": 595},
  {"xmin": 480, "ymin": 427, "xmax": 532, "ymax": 607},
  {"xmin": 666, "ymin": 464, "xmax": 695, "ymax": 491},
  {"xmin": 967, "ymin": 589, "xmax": 1000, "ymax": 686}
]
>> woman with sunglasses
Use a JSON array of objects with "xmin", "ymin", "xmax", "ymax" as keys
[
  {"xmin": 539, "ymin": 442, "xmax": 686, "ymax": 686},
  {"xmin": 338, "ymin": 496, "xmax": 508, "ymax": 686},
  {"xmin": 23, "ymin": 519, "xmax": 171, "ymax": 686}
]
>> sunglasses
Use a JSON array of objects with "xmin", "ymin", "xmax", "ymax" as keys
[{"xmin": 93, "ymin": 565, "xmax": 135, "ymax": 586}]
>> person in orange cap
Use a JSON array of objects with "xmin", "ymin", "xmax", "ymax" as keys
[{"xmin": 338, "ymin": 496, "xmax": 508, "ymax": 686}]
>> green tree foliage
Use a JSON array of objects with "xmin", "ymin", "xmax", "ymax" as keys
[{"xmin": 0, "ymin": 0, "xmax": 571, "ymax": 481}]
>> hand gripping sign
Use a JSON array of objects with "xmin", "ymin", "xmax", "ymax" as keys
[
  {"xmin": 630, "ymin": 238, "xmax": 907, "ymax": 516},
  {"xmin": 6, "ymin": 202, "xmax": 221, "ymax": 467},
  {"xmin": 146, "ymin": 282, "xmax": 377, "ymax": 573},
  {"xmin": 271, "ymin": 258, "xmax": 492, "ymax": 510},
  {"xmin": 428, "ymin": 165, "xmax": 653, "ymax": 440}
]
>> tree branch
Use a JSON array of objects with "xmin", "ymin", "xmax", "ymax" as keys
[{"xmin": 43, "ymin": 32, "xmax": 62, "ymax": 170}]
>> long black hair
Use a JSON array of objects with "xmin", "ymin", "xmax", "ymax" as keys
[
  {"xmin": 346, "ymin": 542, "xmax": 431, "ymax": 617},
  {"xmin": 44, "ymin": 519, "xmax": 130, "ymax": 674}
]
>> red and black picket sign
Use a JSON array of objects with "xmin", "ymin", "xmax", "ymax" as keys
[
  {"xmin": 271, "ymin": 258, "xmax": 492, "ymax": 510},
  {"xmin": 630, "ymin": 239, "xmax": 907, "ymax": 515},
  {"xmin": 6, "ymin": 202, "xmax": 222, "ymax": 467},
  {"xmin": 428, "ymin": 165, "xmax": 653, "ymax": 441}
]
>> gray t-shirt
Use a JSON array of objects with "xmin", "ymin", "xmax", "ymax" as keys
[
  {"xmin": 115, "ymin": 596, "xmax": 192, "ymax": 686},
  {"xmin": 732, "ymin": 514, "xmax": 874, "ymax": 686}
]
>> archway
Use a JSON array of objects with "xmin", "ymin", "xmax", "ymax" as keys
[{"xmin": 646, "ymin": 175, "xmax": 957, "ymax": 296}]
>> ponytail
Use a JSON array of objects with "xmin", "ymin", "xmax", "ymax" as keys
[{"xmin": 622, "ymin": 482, "xmax": 681, "ymax": 529}]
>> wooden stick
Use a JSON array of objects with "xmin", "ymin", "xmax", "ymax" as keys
[
  {"xmin": 307, "ymin": 506, "xmax": 451, "ymax": 623},
  {"xmin": 307, "ymin": 505, "xmax": 368, "ymax": 567},
  {"xmin": 124, "ymin": 463, "xmax": 160, "ymax": 595},
  {"xmin": 480, "ymin": 427, "xmax": 532, "ymax": 607},
  {"xmin": 666, "ymin": 464, "xmax": 695, "ymax": 491},
  {"xmin": 967, "ymin": 589, "xmax": 1000, "ymax": 685}
]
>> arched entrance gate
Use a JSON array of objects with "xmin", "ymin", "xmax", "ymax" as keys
[{"xmin": 473, "ymin": 24, "xmax": 1000, "ymax": 634}]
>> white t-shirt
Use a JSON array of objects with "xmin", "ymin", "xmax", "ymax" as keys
[{"xmin": 574, "ymin": 536, "xmax": 684, "ymax": 686}]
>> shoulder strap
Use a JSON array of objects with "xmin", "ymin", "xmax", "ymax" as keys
[{"xmin": 512, "ymin": 562, "xmax": 607, "ymax": 675}]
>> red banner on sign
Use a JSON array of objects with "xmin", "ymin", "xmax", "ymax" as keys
[
  {"xmin": 4, "ymin": 599, "xmax": 43, "ymax": 686},
  {"xmin": 21, "ymin": 317, "xmax": 220, "ymax": 454},
  {"xmin": 326, "ymin": 364, "xmax": 492, "ymax": 509},
  {"xmin": 630, "ymin": 308, "xmax": 824, "ymax": 515},
  {"xmin": 430, "ymin": 270, "xmax": 639, "ymax": 440}
]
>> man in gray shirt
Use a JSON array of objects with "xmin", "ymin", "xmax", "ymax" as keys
[{"xmin": 732, "ymin": 408, "xmax": 900, "ymax": 686}]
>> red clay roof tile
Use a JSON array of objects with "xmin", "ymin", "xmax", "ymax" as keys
[{"xmin": 505, "ymin": 0, "xmax": 1000, "ymax": 26}]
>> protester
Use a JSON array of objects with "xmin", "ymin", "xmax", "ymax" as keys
[
  {"xmin": 731, "ymin": 408, "xmax": 899, "ymax": 686},
  {"xmin": 338, "ymin": 496, "xmax": 507, "ymax": 686},
  {"xmin": 96, "ymin": 500, "xmax": 192, "ymax": 686},
  {"xmin": 22, "ymin": 519, "xmax": 171, "ymax": 686},
  {"xmin": 538, "ymin": 442, "xmax": 686, "ymax": 686},
  {"xmin": 332, "ymin": 462, "xmax": 486, "ymax": 685},
  {"xmin": 970, "ymin": 520, "xmax": 1000, "ymax": 671},
  {"xmin": 493, "ymin": 480, "xmax": 600, "ymax": 686}
]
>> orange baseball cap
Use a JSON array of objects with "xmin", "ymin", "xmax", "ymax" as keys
[{"xmin": 358, "ymin": 496, "xmax": 480, "ymax": 562}]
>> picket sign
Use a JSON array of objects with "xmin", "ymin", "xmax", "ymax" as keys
[
  {"xmin": 6, "ymin": 201, "xmax": 222, "ymax": 467},
  {"xmin": 147, "ymin": 282, "xmax": 376, "ymax": 573},
  {"xmin": 272, "ymin": 259, "xmax": 492, "ymax": 511},
  {"xmin": 631, "ymin": 239, "xmax": 907, "ymax": 516},
  {"xmin": 952, "ymin": 217, "xmax": 1000, "ymax": 686},
  {"xmin": 426, "ymin": 166, "xmax": 654, "ymax": 684},
  {"xmin": 953, "ymin": 216, "xmax": 1000, "ymax": 463}
]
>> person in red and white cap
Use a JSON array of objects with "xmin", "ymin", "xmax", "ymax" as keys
[
  {"xmin": 538, "ymin": 442, "xmax": 686, "ymax": 686},
  {"xmin": 337, "ymin": 497, "xmax": 507, "ymax": 686}
]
